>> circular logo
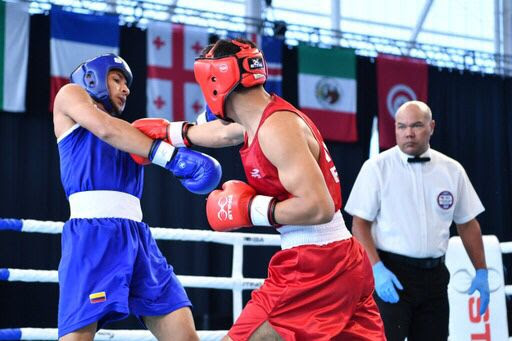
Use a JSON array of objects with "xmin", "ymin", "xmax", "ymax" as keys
[
  {"xmin": 315, "ymin": 78, "xmax": 342, "ymax": 109},
  {"xmin": 219, "ymin": 64, "xmax": 228, "ymax": 72},
  {"xmin": 437, "ymin": 191, "xmax": 454, "ymax": 209},
  {"xmin": 217, "ymin": 196, "xmax": 230, "ymax": 221},
  {"xmin": 386, "ymin": 84, "xmax": 417, "ymax": 118},
  {"xmin": 449, "ymin": 267, "xmax": 502, "ymax": 293}
]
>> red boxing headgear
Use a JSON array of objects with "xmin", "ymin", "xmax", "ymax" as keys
[{"xmin": 194, "ymin": 40, "xmax": 267, "ymax": 119}]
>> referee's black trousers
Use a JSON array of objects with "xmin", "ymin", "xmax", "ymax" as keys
[{"xmin": 375, "ymin": 252, "xmax": 450, "ymax": 341}]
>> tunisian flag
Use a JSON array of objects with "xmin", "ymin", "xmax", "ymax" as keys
[{"xmin": 377, "ymin": 54, "xmax": 428, "ymax": 150}]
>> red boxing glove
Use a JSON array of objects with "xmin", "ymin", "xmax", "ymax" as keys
[
  {"xmin": 129, "ymin": 118, "xmax": 170, "ymax": 165},
  {"xmin": 130, "ymin": 153, "xmax": 151, "ymax": 165},
  {"xmin": 132, "ymin": 118, "xmax": 168, "ymax": 140},
  {"xmin": 206, "ymin": 180, "xmax": 278, "ymax": 232},
  {"xmin": 132, "ymin": 118, "xmax": 193, "ymax": 147}
]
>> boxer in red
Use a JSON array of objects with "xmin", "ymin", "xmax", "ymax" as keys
[{"xmin": 132, "ymin": 38, "xmax": 386, "ymax": 341}]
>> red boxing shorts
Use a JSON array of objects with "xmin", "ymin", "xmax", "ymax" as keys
[{"xmin": 228, "ymin": 237, "xmax": 386, "ymax": 341}]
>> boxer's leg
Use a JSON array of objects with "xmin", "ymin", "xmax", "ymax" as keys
[{"xmin": 144, "ymin": 307, "xmax": 198, "ymax": 341}]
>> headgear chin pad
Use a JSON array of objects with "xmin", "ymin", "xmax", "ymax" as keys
[
  {"xmin": 194, "ymin": 40, "xmax": 267, "ymax": 119},
  {"xmin": 70, "ymin": 53, "xmax": 133, "ymax": 113}
]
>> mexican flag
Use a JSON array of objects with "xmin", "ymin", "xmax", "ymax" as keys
[
  {"xmin": 298, "ymin": 45, "xmax": 357, "ymax": 142},
  {"xmin": 0, "ymin": 2, "xmax": 29, "ymax": 112}
]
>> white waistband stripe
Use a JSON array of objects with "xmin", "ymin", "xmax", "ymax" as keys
[
  {"xmin": 277, "ymin": 211, "xmax": 351, "ymax": 249},
  {"xmin": 68, "ymin": 191, "xmax": 143, "ymax": 222}
]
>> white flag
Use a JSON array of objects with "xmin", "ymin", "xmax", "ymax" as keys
[{"xmin": 1, "ymin": 2, "xmax": 29, "ymax": 112}]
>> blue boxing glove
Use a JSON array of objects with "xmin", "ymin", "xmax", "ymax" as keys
[
  {"xmin": 372, "ymin": 261, "xmax": 404, "ymax": 303},
  {"xmin": 468, "ymin": 269, "xmax": 490, "ymax": 315},
  {"xmin": 149, "ymin": 140, "xmax": 221, "ymax": 194},
  {"xmin": 196, "ymin": 105, "xmax": 218, "ymax": 124}
]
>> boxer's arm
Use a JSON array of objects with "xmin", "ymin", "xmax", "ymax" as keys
[
  {"xmin": 186, "ymin": 119, "xmax": 245, "ymax": 148},
  {"xmin": 53, "ymin": 84, "xmax": 152, "ymax": 156},
  {"xmin": 352, "ymin": 216, "xmax": 380, "ymax": 265},
  {"xmin": 258, "ymin": 111, "xmax": 335, "ymax": 225}
]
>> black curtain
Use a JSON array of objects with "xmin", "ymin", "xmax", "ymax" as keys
[
  {"xmin": 429, "ymin": 68, "xmax": 512, "ymax": 242},
  {"xmin": 428, "ymin": 68, "xmax": 512, "ymax": 325},
  {"xmin": 0, "ymin": 13, "xmax": 510, "ymax": 332}
]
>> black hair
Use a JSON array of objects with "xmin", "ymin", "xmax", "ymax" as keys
[{"xmin": 200, "ymin": 38, "xmax": 257, "ymax": 58}]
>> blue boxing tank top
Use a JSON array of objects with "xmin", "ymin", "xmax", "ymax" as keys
[{"xmin": 57, "ymin": 124, "xmax": 143, "ymax": 199}]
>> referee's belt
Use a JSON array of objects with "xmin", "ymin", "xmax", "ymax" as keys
[{"xmin": 378, "ymin": 250, "xmax": 445, "ymax": 269}]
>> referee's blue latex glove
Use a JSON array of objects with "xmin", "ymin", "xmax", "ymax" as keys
[
  {"xmin": 372, "ymin": 261, "xmax": 403, "ymax": 303},
  {"xmin": 468, "ymin": 269, "xmax": 490, "ymax": 315}
]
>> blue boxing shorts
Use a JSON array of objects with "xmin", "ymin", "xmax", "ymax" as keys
[{"xmin": 57, "ymin": 218, "xmax": 191, "ymax": 338}]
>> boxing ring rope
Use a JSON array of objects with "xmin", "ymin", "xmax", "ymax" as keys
[
  {"xmin": 0, "ymin": 218, "xmax": 281, "ymax": 341},
  {"xmin": 0, "ymin": 328, "xmax": 226, "ymax": 341},
  {"xmin": 2, "ymin": 219, "xmax": 512, "ymax": 340}
]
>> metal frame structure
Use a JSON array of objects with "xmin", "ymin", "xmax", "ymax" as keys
[
  {"xmin": 409, "ymin": 0, "xmax": 434, "ymax": 46},
  {"xmin": 19, "ymin": 0, "xmax": 512, "ymax": 75}
]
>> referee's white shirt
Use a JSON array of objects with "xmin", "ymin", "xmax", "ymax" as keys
[{"xmin": 344, "ymin": 146, "xmax": 484, "ymax": 258}]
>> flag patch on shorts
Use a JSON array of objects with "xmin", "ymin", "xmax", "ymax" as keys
[{"xmin": 89, "ymin": 291, "xmax": 106, "ymax": 304}]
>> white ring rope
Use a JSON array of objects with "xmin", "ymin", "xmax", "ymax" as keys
[
  {"xmin": 501, "ymin": 241, "xmax": 512, "ymax": 254},
  {"xmin": 2, "ymin": 218, "xmax": 512, "ymax": 340},
  {"xmin": 19, "ymin": 219, "xmax": 282, "ymax": 246},
  {"xmin": 0, "ymin": 218, "xmax": 281, "ymax": 341},
  {"xmin": 1, "ymin": 219, "xmax": 281, "ymax": 314},
  {"xmin": 0, "ymin": 328, "xmax": 227, "ymax": 341},
  {"xmin": 1, "ymin": 268, "xmax": 265, "ymax": 290}
]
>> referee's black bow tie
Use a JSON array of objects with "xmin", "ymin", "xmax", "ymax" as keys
[{"xmin": 408, "ymin": 156, "xmax": 431, "ymax": 163}]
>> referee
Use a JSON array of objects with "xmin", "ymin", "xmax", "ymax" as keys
[{"xmin": 344, "ymin": 100, "xmax": 489, "ymax": 341}]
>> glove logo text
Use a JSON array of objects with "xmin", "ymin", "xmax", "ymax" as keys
[{"xmin": 217, "ymin": 195, "xmax": 233, "ymax": 221}]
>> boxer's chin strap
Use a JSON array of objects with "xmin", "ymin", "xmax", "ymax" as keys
[{"xmin": 249, "ymin": 195, "xmax": 278, "ymax": 227}]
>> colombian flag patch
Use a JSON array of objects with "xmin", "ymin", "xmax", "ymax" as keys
[{"xmin": 89, "ymin": 291, "xmax": 107, "ymax": 304}]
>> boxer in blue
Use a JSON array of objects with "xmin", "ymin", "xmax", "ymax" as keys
[{"xmin": 53, "ymin": 54, "xmax": 221, "ymax": 340}]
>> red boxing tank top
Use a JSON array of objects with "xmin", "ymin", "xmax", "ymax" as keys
[{"xmin": 239, "ymin": 95, "xmax": 342, "ymax": 211}]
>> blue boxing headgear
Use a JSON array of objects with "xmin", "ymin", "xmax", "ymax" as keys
[{"xmin": 70, "ymin": 53, "xmax": 133, "ymax": 113}]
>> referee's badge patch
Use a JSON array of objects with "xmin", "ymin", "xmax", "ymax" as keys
[
  {"xmin": 437, "ymin": 191, "xmax": 454, "ymax": 209},
  {"xmin": 89, "ymin": 291, "xmax": 107, "ymax": 304}
]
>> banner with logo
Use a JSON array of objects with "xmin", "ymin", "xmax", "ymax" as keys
[
  {"xmin": 446, "ymin": 236, "xmax": 508, "ymax": 340},
  {"xmin": 0, "ymin": 2, "xmax": 29, "ymax": 112},
  {"xmin": 298, "ymin": 45, "xmax": 357, "ymax": 142},
  {"xmin": 50, "ymin": 7, "xmax": 119, "ymax": 111},
  {"xmin": 377, "ymin": 54, "xmax": 428, "ymax": 150},
  {"xmin": 146, "ymin": 22, "xmax": 208, "ymax": 121}
]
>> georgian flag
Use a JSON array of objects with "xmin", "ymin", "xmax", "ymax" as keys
[
  {"xmin": 49, "ymin": 7, "xmax": 119, "ymax": 110},
  {"xmin": 146, "ymin": 22, "xmax": 208, "ymax": 121}
]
